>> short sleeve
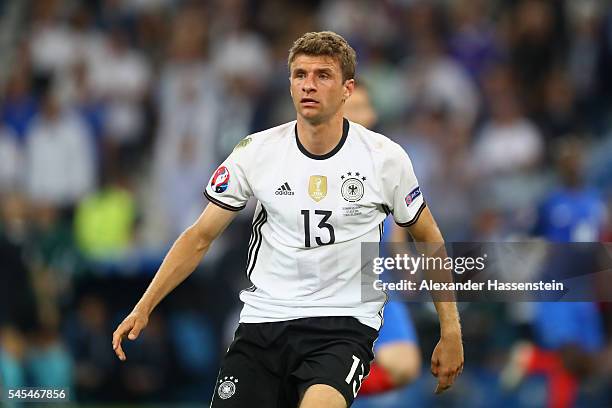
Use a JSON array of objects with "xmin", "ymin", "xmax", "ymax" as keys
[
  {"xmin": 383, "ymin": 144, "xmax": 426, "ymax": 226},
  {"xmin": 204, "ymin": 150, "xmax": 253, "ymax": 211}
]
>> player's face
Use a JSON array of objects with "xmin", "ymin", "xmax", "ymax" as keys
[
  {"xmin": 343, "ymin": 87, "xmax": 378, "ymax": 129},
  {"xmin": 290, "ymin": 54, "xmax": 353, "ymax": 125}
]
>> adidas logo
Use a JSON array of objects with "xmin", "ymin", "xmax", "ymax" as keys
[{"xmin": 275, "ymin": 182, "xmax": 295, "ymax": 196}]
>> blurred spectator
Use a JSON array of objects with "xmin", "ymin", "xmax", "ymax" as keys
[
  {"xmin": 74, "ymin": 163, "xmax": 136, "ymax": 261},
  {"xmin": 55, "ymin": 60, "xmax": 107, "ymax": 146},
  {"xmin": 157, "ymin": 135, "xmax": 209, "ymax": 238},
  {"xmin": 27, "ymin": 206, "xmax": 78, "ymax": 393},
  {"xmin": 26, "ymin": 338, "xmax": 73, "ymax": 389},
  {"xmin": 0, "ymin": 127, "xmax": 21, "ymax": 192},
  {"xmin": 503, "ymin": 138, "xmax": 606, "ymax": 408},
  {"xmin": 469, "ymin": 64, "xmax": 548, "ymax": 218},
  {"xmin": 448, "ymin": 0, "xmax": 502, "ymax": 84},
  {"xmin": 360, "ymin": 51, "xmax": 410, "ymax": 123},
  {"xmin": 396, "ymin": 108, "xmax": 472, "ymax": 241},
  {"xmin": 536, "ymin": 68, "xmax": 581, "ymax": 144},
  {"xmin": 533, "ymin": 138, "xmax": 607, "ymax": 242},
  {"xmin": 0, "ymin": 193, "xmax": 73, "ymax": 393},
  {"xmin": 28, "ymin": 0, "xmax": 78, "ymax": 76},
  {"xmin": 211, "ymin": 6, "xmax": 272, "ymax": 155},
  {"xmin": 596, "ymin": 7, "xmax": 612, "ymax": 108},
  {"xmin": 24, "ymin": 90, "xmax": 96, "ymax": 207},
  {"xmin": 167, "ymin": 311, "xmax": 218, "ymax": 400},
  {"xmin": 0, "ymin": 327, "xmax": 28, "ymax": 390},
  {"xmin": 64, "ymin": 294, "xmax": 114, "ymax": 402},
  {"xmin": 88, "ymin": 26, "xmax": 151, "ymax": 156},
  {"xmin": 588, "ymin": 131, "xmax": 612, "ymax": 192},
  {"xmin": 67, "ymin": 4, "xmax": 108, "ymax": 64},
  {"xmin": 505, "ymin": 0, "xmax": 566, "ymax": 113},
  {"xmin": 472, "ymin": 89, "xmax": 543, "ymax": 177},
  {"xmin": 0, "ymin": 195, "xmax": 37, "ymax": 335},
  {"xmin": 133, "ymin": 7, "xmax": 168, "ymax": 63},
  {"xmin": 117, "ymin": 314, "xmax": 170, "ymax": 401},
  {"xmin": 317, "ymin": 0, "xmax": 397, "ymax": 49},
  {"xmin": 152, "ymin": 5, "xmax": 220, "ymax": 239},
  {"xmin": 212, "ymin": 26, "xmax": 272, "ymax": 85},
  {"xmin": 0, "ymin": 195, "xmax": 31, "ymax": 390},
  {"xmin": 395, "ymin": 109, "xmax": 445, "ymax": 192},
  {"xmin": 402, "ymin": 0, "xmax": 445, "ymax": 41},
  {"xmin": 403, "ymin": 31, "xmax": 480, "ymax": 131},
  {"xmin": 28, "ymin": 202, "xmax": 81, "ymax": 305},
  {"xmin": 566, "ymin": 0, "xmax": 602, "ymax": 108},
  {"xmin": 1, "ymin": 68, "xmax": 38, "ymax": 143}
]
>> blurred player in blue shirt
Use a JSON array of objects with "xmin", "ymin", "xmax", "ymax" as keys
[
  {"xmin": 532, "ymin": 138, "xmax": 605, "ymax": 352},
  {"xmin": 344, "ymin": 86, "xmax": 422, "ymax": 397},
  {"xmin": 506, "ymin": 138, "xmax": 606, "ymax": 408}
]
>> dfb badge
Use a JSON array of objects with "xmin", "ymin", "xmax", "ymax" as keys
[
  {"xmin": 340, "ymin": 171, "xmax": 365, "ymax": 202},
  {"xmin": 218, "ymin": 376, "xmax": 239, "ymax": 399}
]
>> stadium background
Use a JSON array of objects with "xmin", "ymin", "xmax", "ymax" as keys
[{"xmin": 0, "ymin": 0, "xmax": 611, "ymax": 406}]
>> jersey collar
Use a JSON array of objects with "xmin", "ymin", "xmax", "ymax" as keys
[{"xmin": 295, "ymin": 118, "xmax": 349, "ymax": 160}]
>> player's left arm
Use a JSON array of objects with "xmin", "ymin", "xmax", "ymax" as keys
[{"xmin": 406, "ymin": 205, "xmax": 464, "ymax": 394}]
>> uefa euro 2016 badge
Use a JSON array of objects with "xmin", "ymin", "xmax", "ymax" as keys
[
  {"xmin": 218, "ymin": 376, "xmax": 239, "ymax": 399},
  {"xmin": 340, "ymin": 171, "xmax": 365, "ymax": 202},
  {"xmin": 211, "ymin": 166, "xmax": 230, "ymax": 193}
]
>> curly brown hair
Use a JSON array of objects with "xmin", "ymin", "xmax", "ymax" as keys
[{"xmin": 288, "ymin": 31, "xmax": 357, "ymax": 82}]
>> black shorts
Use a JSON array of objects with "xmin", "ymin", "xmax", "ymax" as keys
[{"xmin": 210, "ymin": 316, "xmax": 378, "ymax": 408}]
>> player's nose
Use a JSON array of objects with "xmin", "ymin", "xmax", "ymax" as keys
[{"xmin": 302, "ymin": 73, "xmax": 316, "ymax": 93}]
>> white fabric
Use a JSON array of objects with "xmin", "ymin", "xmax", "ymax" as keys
[
  {"xmin": 24, "ymin": 112, "xmax": 95, "ymax": 205},
  {"xmin": 473, "ymin": 118, "xmax": 543, "ymax": 176},
  {"xmin": 88, "ymin": 40, "xmax": 151, "ymax": 142},
  {"xmin": 153, "ymin": 62, "xmax": 222, "ymax": 237},
  {"xmin": 30, "ymin": 24, "xmax": 78, "ymax": 73},
  {"xmin": 205, "ymin": 120, "xmax": 424, "ymax": 330}
]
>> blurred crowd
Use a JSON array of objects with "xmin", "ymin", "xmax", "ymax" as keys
[{"xmin": 0, "ymin": 0, "xmax": 611, "ymax": 406}]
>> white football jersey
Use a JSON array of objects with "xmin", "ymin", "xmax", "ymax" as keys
[{"xmin": 204, "ymin": 119, "xmax": 425, "ymax": 330}]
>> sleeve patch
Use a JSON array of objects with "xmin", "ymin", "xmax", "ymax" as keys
[
  {"xmin": 405, "ymin": 186, "xmax": 421, "ymax": 207},
  {"xmin": 211, "ymin": 166, "xmax": 230, "ymax": 193}
]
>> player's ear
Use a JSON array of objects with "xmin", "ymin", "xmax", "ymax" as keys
[{"xmin": 343, "ymin": 79, "xmax": 355, "ymax": 101}]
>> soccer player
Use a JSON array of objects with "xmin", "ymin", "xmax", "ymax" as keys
[
  {"xmin": 344, "ymin": 85, "xmax": 422, "ymax": 396},
  {"xmin": 112, "ymin": 31, "xmax": 463, "ymax": 408},
  {"xmin": 502, "ymin": 138, "xmax": 605, "ymax": 408}
]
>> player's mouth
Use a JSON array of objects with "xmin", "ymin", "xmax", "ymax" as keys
[{"xmin": 300, "ymin": 97, "xmax": 319, "ymax": 106}]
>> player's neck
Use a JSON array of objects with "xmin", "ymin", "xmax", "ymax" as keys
[{"xmin": 296, "ymin": 114, "xmax": 345, "ymax": 156}]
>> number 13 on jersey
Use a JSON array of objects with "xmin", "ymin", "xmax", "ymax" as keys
[{"xmin": 301, "ymin": 210, "xmax": 335, "ymax": 247}]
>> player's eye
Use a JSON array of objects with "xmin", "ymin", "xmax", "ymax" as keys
[{"xmin": 319, "ymin": 73, "xmax": 329, "ymax": 80}]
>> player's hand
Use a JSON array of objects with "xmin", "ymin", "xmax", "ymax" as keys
[
  {"xmin": 431, "ymin": 332, "xmax": 464, "ymax": 394},
  {"xmin": 112, "ymin": 309, "xmax": 149, "ymax": 361}
]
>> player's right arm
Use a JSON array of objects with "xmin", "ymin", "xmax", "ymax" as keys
[{"xmin": 112, "ymin": 203, "xmax": 237, "ymax": 361}]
